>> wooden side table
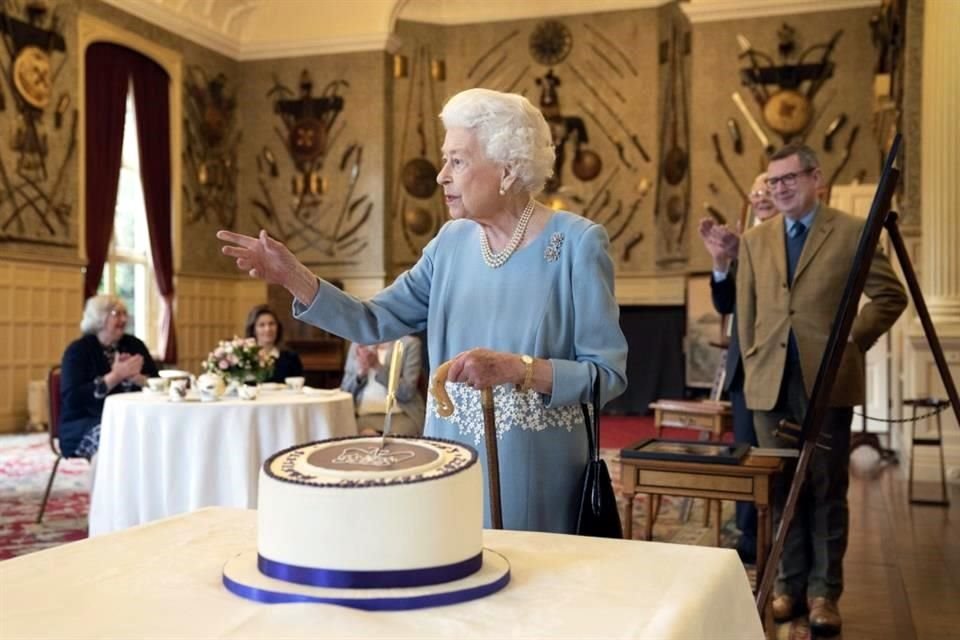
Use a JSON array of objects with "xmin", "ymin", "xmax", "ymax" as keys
[
  {"xmin": 649, "ymin": 399, "xmax": 734, "ymax": 438},
  {"xmin": 618, "ymin": 454, "xmax": 783, "ymax": 581}
]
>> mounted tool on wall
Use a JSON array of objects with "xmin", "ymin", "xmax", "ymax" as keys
[
  {"xmin": 400, "ymin": 48, "xmax": 438, "ymax": 200},
  {"xmin": 738, "ymin": 25, "xmax": 843, "ymax": 142}
]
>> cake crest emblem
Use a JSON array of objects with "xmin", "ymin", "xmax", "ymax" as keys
[{"xmin": 332, "ymin": 446, "xmax": 416, "ymax": 467}]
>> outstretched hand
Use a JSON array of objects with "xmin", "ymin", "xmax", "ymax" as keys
[{"xmin": 216, "ymin": 229, "xmax": 298, "ymax": 285}]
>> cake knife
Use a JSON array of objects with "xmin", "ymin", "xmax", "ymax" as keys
[{"xmin": 379, "ymin": 339, "xmax": 405, "ymax": 451}]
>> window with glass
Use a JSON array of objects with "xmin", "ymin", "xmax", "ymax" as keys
[{"xmin": 98, "ymin": 85, "xmax": 158, "ymax": 349}]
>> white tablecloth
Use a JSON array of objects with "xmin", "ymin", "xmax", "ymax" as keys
[
  {"xmin": 88, "ymin": 390, "xmax": 357, "ymax": 536},
  {"xmin": 0, "ymin": 508, "xmax": 763, "ymax": 639}
]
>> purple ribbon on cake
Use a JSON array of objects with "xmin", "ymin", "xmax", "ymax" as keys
[
  {"xmin": 222, "ymin": 570, "xmax": 511, "ymax": 610},
  {"xmin": 257, "ymin": 552, "xmax": 484, "ymax": 589}
]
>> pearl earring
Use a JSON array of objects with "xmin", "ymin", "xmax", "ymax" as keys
[{"xmin": 499, "ymin": 187, "xmax": 505, "ymax": 196}]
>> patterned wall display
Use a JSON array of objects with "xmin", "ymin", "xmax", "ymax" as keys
[
  {"xmin": 393, "ymin": 8, "xmax": 663, "ymax": 272},
  {"xmin": 688, "ymin": 6, "xmax": 879, "ymax": 272},
  {"xmin": 0, "ymin": 259, "xmax": 82, "ymax": 432},
  {"xmin": 237, "ymin": 53, "xmax": 387, "ymax": 280},
  {"xmin": 183, "ymin": 64, "xmax": 240, "ymax": 231},
  {"xmin": 0, "ymin": 0, "xmax": 79, "ymax": 258}
]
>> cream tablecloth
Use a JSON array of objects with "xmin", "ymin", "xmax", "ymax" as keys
[
  {"xmin": 88, "ymin": 390, "xmax": 357, "ymax": 536},
  {"xmin": 1, "ymin": 508, "xmax": 763, "ymax": 639}
]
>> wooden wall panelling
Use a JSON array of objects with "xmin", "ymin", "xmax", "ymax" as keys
[{"xmin": 0, "ymin": 260, "xmax": 82, "ymax": 432}]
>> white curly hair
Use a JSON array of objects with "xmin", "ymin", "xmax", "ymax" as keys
[
  {"xmin": 439, "ymin": 88, "xmax": 556, "ymax": 195},
  {"xmin": 80, "ymin": 294, "xmax": 123, "ymax": 334}
]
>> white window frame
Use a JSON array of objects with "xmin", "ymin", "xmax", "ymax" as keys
[{"xmin": 99, "ymin": 85, "xmax": 159, "ymax": 351}]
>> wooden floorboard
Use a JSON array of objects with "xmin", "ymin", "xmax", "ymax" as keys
[{"xmin": 773, "ymin": 447, "xmax": 960, "ymax": 639}]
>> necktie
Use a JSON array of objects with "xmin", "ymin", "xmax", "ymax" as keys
[
  {"xmin": 786, "ymin": 221, "xmax": 808, "ymax": 285},
  {"xmin": 785, "ymin": 221, "xmax": 808, "ymax": 368}
]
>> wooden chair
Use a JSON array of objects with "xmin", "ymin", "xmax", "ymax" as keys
[{"xmin": 37, "ymin": 365, "xmax": 77, "ymax": 523}]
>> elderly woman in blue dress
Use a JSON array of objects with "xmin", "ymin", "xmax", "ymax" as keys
[
  {"xmin": 59, "ymin": 295, "xmax": 158, "ymax": 460},
  {"xmin": 218, "ymin": 88, "xmax": 627, "ymax": 533}
]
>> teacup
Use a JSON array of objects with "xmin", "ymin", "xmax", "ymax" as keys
[
  {"xmin": 168, "ymin": 378, "xmax": 189, "ymax": 402},
  {"xmin": 238, "ymin": 383, "xmax": 260, "ymax": 401},
  {"xmin": 146, "ymin": 377, "xmax": 168, "ymax": 393},
  {"xmin": 285, "ymin": 376, "xmax": 305, "ymax": 392}
]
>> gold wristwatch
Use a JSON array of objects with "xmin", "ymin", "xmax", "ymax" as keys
[{"xmin": 519, "ymin": 354, "xmax": 534, "ymax": 392}]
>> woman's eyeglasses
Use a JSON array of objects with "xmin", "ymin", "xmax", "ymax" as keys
[
  {"xmin": 765, "ymin": 168, "xmax": 814, "ymax": 189},
  {"xmin": 109, "ymin": 308, "xmax": 128, "ymax": 318},
  {"xmin": 749, "ymin": 189, "xmax": 769, "ymax": 198}
]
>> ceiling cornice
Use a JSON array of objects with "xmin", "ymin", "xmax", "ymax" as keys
[
  {"xmin": 681, "ymin": 0, "xmax": 881, "ymax": 24},
  {"xmin": 238, "ymin": 33, "xmax": 403, "ymax": 61},
  {"xmin": 395, "ymin": 0, "xmax": 672, "ymax": 25},
  {"xmin": 99, "ymin": 0, "xmax": 246, "ymax": 59}
]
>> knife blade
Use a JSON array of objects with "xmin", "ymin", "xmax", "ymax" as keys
[{"xmin": 379, "ymin": 339, "xmax": 405, "ymax": 452}]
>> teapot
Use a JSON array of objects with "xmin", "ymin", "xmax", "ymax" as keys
[{"xmin": 196, "ymin": 373, "xmax": 226, "ymax": 402}]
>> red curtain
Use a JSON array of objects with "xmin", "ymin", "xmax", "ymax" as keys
[
  {"xmin": 84, "ymin": 44, "xmax": 177, "ymax": 363},
  {"xmin": 83, "ymin": 43, "xmax": 130, "ymax": 300},
  {"xmin": 131, "ymin": 57, "xmax": 177, "ymax": 364}
]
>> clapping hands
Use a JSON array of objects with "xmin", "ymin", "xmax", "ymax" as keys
[
  {"xmin": 109, "ymin": 352, "xmax": 145, "ymax": 388},
  {"xmin": 698, "ymin": 218, "xmax": 742, "ymax": 271},
  {"xmin": 355, "ymin": 345, "xmax": 381, "ymax": 375}
]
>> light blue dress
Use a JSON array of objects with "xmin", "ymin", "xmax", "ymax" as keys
[{"xmin": 294, "ymin": 211, "xmax": 628, "ymax": 533}]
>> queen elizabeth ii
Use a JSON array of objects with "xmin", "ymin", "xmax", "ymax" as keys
[{"xmin": 218, "ymin": 88, "xmax": 627, "ymax": 533}]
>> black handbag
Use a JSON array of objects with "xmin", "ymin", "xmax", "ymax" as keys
[{"xmin": 575, "ymin": 372, "xmax": 624, "ymax": 538}]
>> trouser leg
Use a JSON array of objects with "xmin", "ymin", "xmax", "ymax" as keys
[
  {"xmin": 806, "ymin": 406, "xmax": 852, "ymax": 600},
  {"xmin": 754, "ymin": 366, "xmax": 810, "ymax": 600},
  {"xmin": 730, "ymin": 388, "xmax": 757, "ymax": 541}
]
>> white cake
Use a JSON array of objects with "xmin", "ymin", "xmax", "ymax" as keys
[
  {"xmin": 258, "ymin": 435, "xmax": 482, "ymax": 582},
  {"xmin": 223, "ymin": 435, "xmax": 510, "ymax": 607}
]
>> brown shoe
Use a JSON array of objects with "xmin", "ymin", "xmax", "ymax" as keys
[
  {"xmin": 772, "ymin": 593, "xmax": 797, "ymax": 622},
  {"xmin": 808, "ymin": 597, "xmax": 842, "ymax": 636}
]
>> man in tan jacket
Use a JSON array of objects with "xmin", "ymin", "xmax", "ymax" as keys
[{"xmin": 737, "ymin": 143, "xmax": 906, "ymax": 635}]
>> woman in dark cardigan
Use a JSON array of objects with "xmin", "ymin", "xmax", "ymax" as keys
[
  {"xmin": 59, "ymin": 295, "xmax": 158, "ymax": 459},
  {"xmin": 244, "ymin": 305, "xmax": 303, "ymax": 383}
]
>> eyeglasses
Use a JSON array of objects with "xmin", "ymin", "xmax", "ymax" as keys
[
  {"xmin": 109, "ymin": 308, "xmax": 128, "ymax": 318},
  {"xmin": 749, "ymin": 188, "xmax": 769, "ymax": 198},
  {"xmin": 765, "ymin": 168, "xmax": 814, "ymax": 189}
]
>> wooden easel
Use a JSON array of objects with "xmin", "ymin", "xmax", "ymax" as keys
[{"xmin": 756, "ymin": 135, "xmax": 960, "ymax": 617}]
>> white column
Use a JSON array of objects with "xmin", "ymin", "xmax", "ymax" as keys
[{"xmin": 921, "ymin": 0, "xmax": 960, "ymax": 326}]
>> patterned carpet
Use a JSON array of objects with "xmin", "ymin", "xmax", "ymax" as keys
[
  {"xmin": 0, "ymin": 433, "xmax": 744, "ymax": 561},
  {"xmin": 0, "ymin": 434, "xmax": 90, "ymax": 560}
]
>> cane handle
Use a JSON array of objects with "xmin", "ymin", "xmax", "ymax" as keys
[{"xmin": 431, "ymin": 360, "xmax": 455, "ymax": 417}]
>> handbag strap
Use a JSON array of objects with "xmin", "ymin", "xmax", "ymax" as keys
[{"xmin": 580, "ymin": 367, "xmax": 602, "ymax": 463}]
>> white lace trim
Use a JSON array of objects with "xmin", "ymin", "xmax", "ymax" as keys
[{"xmin": 427, "ymin": 382, "xmax": 582, "ymax": 446}]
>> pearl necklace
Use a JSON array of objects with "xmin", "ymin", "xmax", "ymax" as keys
[{"xmin": 479, "ymin": 199, "xmax": 535, "ymax": 269}]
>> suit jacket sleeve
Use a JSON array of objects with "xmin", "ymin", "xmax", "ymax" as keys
[
  {"xmin": 851, "ymin": 248, "xmax": 908, "ymax": 351},
  {"xmin": 736, "ymin": 239, "xmax": 758, "ymax": 360},
  {"xmin": 710, "ymin": 263, "xmax": 737, "ymax": 315}
]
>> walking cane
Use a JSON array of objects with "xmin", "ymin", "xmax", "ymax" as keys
[{"xmin": 431, "ymin": 360, "xmax": 503, "ymax": 529}]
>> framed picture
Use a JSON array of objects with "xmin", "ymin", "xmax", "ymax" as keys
[
  {"xmin": 620, "ymin": 438, "xmax": 749, "ymax": 465},
  {"xmin": 685, "ymin": 273, "xmax": 727, "ymax": 389}
]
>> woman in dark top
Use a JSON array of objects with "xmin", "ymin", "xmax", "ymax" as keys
[
  {"xmin": 244, "ymin": 305, "xmax": 303, "ymax": 383},
  {"xmin": 59, "ymin": 295, "xmax": 158, "ymax": 459}
]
